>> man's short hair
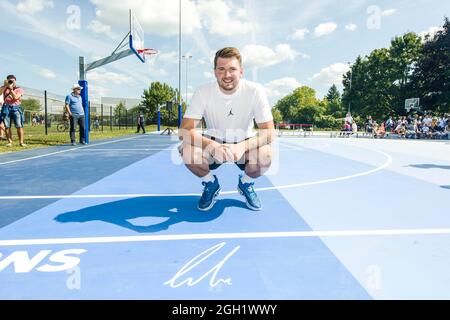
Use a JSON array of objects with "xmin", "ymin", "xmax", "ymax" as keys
[
  {"xmin": 6, "ymin": 75, "xmax": 16, "ymax": 80},
  {"xmin": 214, "ymin": 47, "xmax": 242, "ymax": 69}
]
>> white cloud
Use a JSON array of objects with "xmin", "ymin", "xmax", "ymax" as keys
[
  {"xmin": 87, "ymin": 20, "xmax": 118, "ymax": 40},
  {"xmin": 150, "ymin": 68, "xmax": 168, "ymax": 77},
  {"xmin": 38, "ymin": 68, "xmax": 56, "ymax": 79},
  {"xmin": 236, "ymin": 8, "xmax": 247, "ymax": 18},
  {"xmin": 265, "ymin": 77, "xmax": 302, "ymax": 98},
  {"xmin": 197, "ymin": 0, "xmax": 254, "ymax": 36},
  {"xmin": 16, "ymin": 0, "xmax": 53, "ymax": 14},
  {"xmin": 89, "ymin": 85, "xmax": 111, "ymax": 101},
  {"xmin": 87, "ymin": 0, "xmax": 254, "ymax": 38},
  {"xmin": 345, "ymin": 23, "xmax": 357, "ymax": 31},
  {"xmin": 313, "ymin": 22, "xmax": 338, "ymax": 37},
  {"xmin": 419, "ymin": 26, "xmax": 443, "ymax": 41},
  {"xmin": 381, "ymin": 9, "xmax": 396, "ymax": 16},
  {"xmin": 204, "ymin": 71, "xmax": 213, "ymax": 79},
  {"xmin": 87, "ymin": 69, "xmax": 135, "ymax": 85},
  {"xmin": 157, "ymin": 51, "xmax": 178, "ymax": 64},
  {"xmin": 90, "ymin": 0, "xmax": 202, "ymax": 37},
  {"xmin": 292, "ymin": 28, "xmax": 310, "ymax": 40},
  {"xmin": 242, "ymin": 44, "xmax": 299, "ymax": 69},
  {"xmin": 311, "ymin": 63, "xmax": 350, "ymax": 86},
  {"xmin": 298, "ymin": 52, "xmax": 311, "ymax": 59}
]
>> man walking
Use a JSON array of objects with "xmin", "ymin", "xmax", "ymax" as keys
[{"xmin": 136, "ymin": 113, "xmax": 146, "ymax": 134}]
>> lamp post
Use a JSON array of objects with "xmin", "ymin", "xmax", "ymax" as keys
[
  {"xmin": 182, "ymin": 55, "xmax": 192, "ymax": 106},
  {"xmin": 178, "ymin": 0, "xmax": 182, "ymax": 127},
  {"xmin": 348, "ymin": 62, "xmax": 353, "ymax": 114}
]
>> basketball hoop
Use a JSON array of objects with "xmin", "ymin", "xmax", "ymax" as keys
[{"xmin": 137, "ymin": 48, "xmax": 158, "ymax": 57}]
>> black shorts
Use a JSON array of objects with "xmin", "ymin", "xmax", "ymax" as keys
[
  {"xmin": 204, "ymin": 135, "xmax": 248, "ymax": 171},
  {"xmin": 209, "ymin": 161, "xmax": 246, "ymax": 171}
]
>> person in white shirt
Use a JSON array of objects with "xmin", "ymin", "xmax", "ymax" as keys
[
  {"xmin": 345, "ymin": 112, "xmax": 353, "ymax": 125},
  {"xmin": 178, "ymin": 47, "xmax": 275, "ymax": 211}
]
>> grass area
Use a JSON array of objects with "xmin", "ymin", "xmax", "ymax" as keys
[{"xmin": 0, "ymin": 124, "xmax": 175, "ymax": 154}]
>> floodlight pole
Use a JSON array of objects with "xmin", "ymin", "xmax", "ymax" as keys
[
  {"xmin": 178, "ymin": 0, "xmax": 183, "ymax": 128},
  {"xmin": 348, "ymin": 62, "xmax": 353, "ymax": 114},
  {"xmin": 183, "ymin": 55, "xmax": 192, "ymax": 106}
]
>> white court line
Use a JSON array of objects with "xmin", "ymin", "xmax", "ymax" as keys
[
  {"xmin": 79, "ymin": 148, "xmax": 174, "ymax": 151},
  {"xmin": 0, "ymin": 147, "xmax": 392, "ymax": 200},
  {"xmin": 1, "ymin": 228, "xmax": 450, "ymax": 246},
  {"xmin": 0, "ymin": 143, "xmax": 392, "ymax": 199},
  {"xmin": 134, "ymin": 144, "xmax": 176, "ymax": 147},
  {"xmin": 0, "ymin": 135, "xmax": 147, "ymax": 166}
]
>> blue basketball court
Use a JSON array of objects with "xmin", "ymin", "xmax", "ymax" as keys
[{"xmin": 1, "ymin": 134, "xmax": 449, "ymax": 299}]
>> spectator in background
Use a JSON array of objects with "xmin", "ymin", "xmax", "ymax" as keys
[
  {"xmin": 374, "ymin": 122, "xmax": 386, "ymax": 138},
  {"xmin": 65, "ymin": 84, "xmax": 86, "ymax": 146},
  {"xmin": 395, "ymin": 121, "xmax": 406, "ymax": 138},
  {"xmin": 444, "ymin": 122, "xmax": 450, "ymax": 140},
  {"xmin": 136, "ymin": 113, "xmax": 146, "ymax": 134},
  {"xmin": 0, "ymin": 91, "xmax": 6, "ymax": 141},
  {"xmin": 423, "ymin": 114, "xmax": 432, "ymax": 128},
  {"xmin": 345, "ymin": 112, "xmax": 353, "ymax": 125},
  {"xmin": 93, "ymin": 117, "xmax": 100, "ymax": 130},
  {"xmin": 406, "ymin": 121, "xmax": 417, "ymax": 139},
  {"xmin": 352, "ymin": 120, "xmax": 358, "ymax": 134},
  {"xmin": 385, "ymin": 116, "xmax": 394, "ymax": 134},
  {"xmin": 365, "ymin": 116, "xmax": 373, "ymax": 135},
  {"xmin": 421, "ymin": 123, "xmax": 431, "ymax": 139},
  {"xmin": 0, "ymin": 75, "xmax": 26, "ymax": 147}
]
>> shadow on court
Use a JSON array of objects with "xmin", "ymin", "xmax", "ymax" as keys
[
  {"xmin": 54, "ymin": 196, "xmax": 248, "ymax": 233},
  {"xmin": 407, "ymin": 164, "xmax": 450, "ymax": 170}
]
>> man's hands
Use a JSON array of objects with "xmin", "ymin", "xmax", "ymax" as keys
[
  {"xmin": 224, "ymin": 142, "xmax": 246, "ymax": 162},
  {"xmin": 3, "ymin": 80, "xmax": 13, "ymax": 90},
  {"xmin": 208, "ymin": 141, "xmax": 246, "ymax": 163}
]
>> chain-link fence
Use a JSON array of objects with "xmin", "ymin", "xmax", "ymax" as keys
[{"xmin": 20, "ymin": 86, "xmax": 145, "ymax": 136}]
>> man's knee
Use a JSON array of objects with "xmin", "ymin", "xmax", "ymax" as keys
[
  {"xmin": 179, "ymin": 143, "xmax": 207, "ymax": 166},
  {"xmin": 247, "ymin": 144, "xmax": 272, "ymax": 167}
]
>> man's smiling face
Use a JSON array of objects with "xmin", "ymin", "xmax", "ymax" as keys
[{"xmin": 214, "ymin": 57, "xmax": 243, "ymax": 94}]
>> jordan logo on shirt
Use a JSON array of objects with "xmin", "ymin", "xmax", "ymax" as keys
[{"xmin": 228, "ymin": 108, "xmax": 234, "ymax": 117}]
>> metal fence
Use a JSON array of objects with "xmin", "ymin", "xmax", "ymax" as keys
[{"xmin": 20, "ymin": 86, "xmax": 146, "ymax": 135}]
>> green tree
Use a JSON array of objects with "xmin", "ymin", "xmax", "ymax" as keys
[
  {"xmin": 141, "ymin": 82, "xmax": 176, "ymax": 122},
  {"xmin": 274, "ymin": 86, "xmax": 319, "ymax": 123},
  {"xmin": 342, "ymin": 32, "xmax": 423, "ymax": 120},
  {"xmin": 113, "ymin": 101, "xmax": 127, "ymax": 124},
  {"xmin": 271, "ymin": 108, "xmax": 283, "ymax": 123},
  {"xmin": 410, "ymin": 17, "xmax": 450, "ymax": 112},
  {"xmin": 325, "ymin": 84, "xmax": 344, "ymax": 118},
  {"xmin": 21, "ymin": 98, "xmax": 42, "ymax": 112},
  {"xmin": 389, "ymin": 32, "xmax": 424, "ymax": 113}
]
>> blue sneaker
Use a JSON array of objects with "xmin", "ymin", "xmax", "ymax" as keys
[
  {"xmin": 238, "ymin": 174, "xmax": 262, "ymax": 211},
  {"xmin": 198, "ymin": 175, "xmax": 221, "ymax": 211}
]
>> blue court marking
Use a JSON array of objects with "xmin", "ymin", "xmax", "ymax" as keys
[
  {"xmin": 0, "ymin": 135, "xmax": 175, "ymax": 227},
  {"xmin": 0, "ymin": 136, "xmax": 449, "ymax": 299},
  {"xmin": 0, "ymin": 137, "xmax": 373, "ymax": 299},
  {"xmin": 272, "ymin": 139, "xmax": 450, "ymax": 299}
]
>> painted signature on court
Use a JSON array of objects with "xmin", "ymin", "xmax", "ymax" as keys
[{"xmin": 164, "ymin": 242, "xmax": 240, "ymax": 288}]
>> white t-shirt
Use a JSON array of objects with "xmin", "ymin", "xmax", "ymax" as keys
[
  {"xmin": 423, "ymin": 117, "xmax": 432, "ymax": 126},
  {"xmin": 345, "ymin": 116, "xmax": 353, "ymax": 124},
  {"xmin": 184, "ymin": 79, "xmax": 273, "ymax": 143}
]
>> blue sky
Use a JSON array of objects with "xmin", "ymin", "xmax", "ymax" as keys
[{"xmin": 0, "ymin": 0, "xmax": 448, "ymax": 105}]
